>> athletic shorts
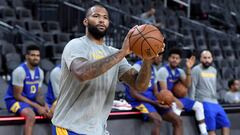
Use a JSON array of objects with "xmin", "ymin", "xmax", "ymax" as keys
[
  {"xmin": 52, "ymin": 125, "xmax": 86, "ymax": 135},
  {"xmin": 203, "ymin": 102, "xmax": 231, "ymax": 131},
  {"xmin": 130, "ymin": 102, "xmax": 171, "ymax": 121},
  {"xmin": 5, "ymin": 99, "xmax": 37, "ymax": 114},
  {"xmin": 178, "ymin": 97, "xmax": 195, "ymax": 112}
]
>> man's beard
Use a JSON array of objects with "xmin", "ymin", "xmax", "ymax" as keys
[
  {"xmin": 202, "ymin": 62, "xmax": 212, "ymax": 68},
  {"xmin": 88, "ymin": 23, "xmax": 107, "ymax": 40},
  {"xmin": 29, "ymin": 61, "xmax": 39, "ymax": 67}
]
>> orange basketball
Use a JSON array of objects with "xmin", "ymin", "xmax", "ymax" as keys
[
  {"xmin": 173, "ymin": 82, "xmax": 188, "ymax": 98},
  {"xmin": 156, "ymin": 90, "xmax": 174, "ymax": 106},
  {"xmin": 129, "ymin": 24, "xmax": 164, "ymax": 60}
]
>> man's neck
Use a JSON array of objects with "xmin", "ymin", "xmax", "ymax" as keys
[
  {"xmin": 230, "ymin": 90, "xmax": 238, "ymax": 93},
  {"xmin": 168, "ymin": 64, "xmax": 177, "ymax": 70},
  {"xmin": 26, "ymin": 62, "xmax": 35, "ymax": 70},
  {"xmin": 86, "ymin": 33, "xmax": 104, "ymax": 45}
]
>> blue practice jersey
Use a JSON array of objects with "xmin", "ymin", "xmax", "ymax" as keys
[{"xmin": 4, "ymin": 63, "xmax": 40, "ymax": 101}]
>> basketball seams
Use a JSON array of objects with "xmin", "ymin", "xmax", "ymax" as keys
[
  {"xmin": 145, "ymin": 37, "xmax": 164, "ymax": 53},
  {"xmin": 130, "ymin": 26, "xmax": 162, "ymax": 52},
  {"xmin": 136, "ymin": 26, "xmax": 162, "ymax": 56},
  {"xmin": 129, "ymin": 24, "xmax": 164, "ymax": 59},
  {"xmin": 131, "ymin": 25, "xmax": 159, "ymax": 37},
  {"xmin": 129, "ymin": 25, "xmax": 147, "ymax": 50}
]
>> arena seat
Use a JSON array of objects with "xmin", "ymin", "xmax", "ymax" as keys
[
  {"xmin": 39, "ymin": 58, "xmax": 54, "ymax": 73},
  {"xmin": 55, "ymin": 32, "xmax": 70, "ymax": 44},
  {"xmin": 0, "ymin": 77, "xmax": 8, "ymax": 109},
  {"xmin": 15, "ymin": 8, "xmax": 32, "ymax": 21},
  {"xmin": 43, "ymin": 21, "xmax": 61, "ymax": 34},
  {"xmin": 26, "ymin": 20, "xmax": 43, "ymax": 34},
  {"xmin": 0, "ymin": 7, "xmax": 16, "ymax": 22},
  {"xmin": 5, "ymin": 52, "xmax": 21, "ymax": 74},
  {"xmin": 0, "ymin": 41, "xmax": 16, "ymax": 55},
  {"xmin": 10, "ymin": 0, "xmax": 24, "ymax": 9}
]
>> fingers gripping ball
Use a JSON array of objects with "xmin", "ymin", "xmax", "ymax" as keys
[
  {"xmin": 173, "ymin": 82, "xmax": 188, "ymax": 98},
  {"xmin": 156, "ymin": 90, "xmax": 174, "ymax": 106},
  {"xmin": 129, "ymin": 24, "xmax": 164, "ymax": 59}
]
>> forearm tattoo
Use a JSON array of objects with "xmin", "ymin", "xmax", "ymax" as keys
[{"xmin": 73, "ymin": 51, "xmax": 125, "ymax": 81}]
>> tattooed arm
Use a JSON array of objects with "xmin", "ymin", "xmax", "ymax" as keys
[
  {"xmin": 71, "ymin": 50, "xmax": 127, "ymax": 82},
  {"xmin": 120, "ymin": 60, "xmax": 152, "ymax": 91}
]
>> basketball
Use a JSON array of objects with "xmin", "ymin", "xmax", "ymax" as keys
[
  {"xmin": 156, "ymin": 90, "xmax": 174, "ymax": 106},
  {"xmin": 173, "ymin": 82, "xmax": 188, "ymax": 98},
  {"xmin": 129, "ymin": 24, "xmax": 164, "ymax": 60}
]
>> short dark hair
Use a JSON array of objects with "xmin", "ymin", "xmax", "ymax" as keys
[
  {"xmin": 85, "ymin": 4, "xmax": 107, "ymax": 17},
  {"xmin": 228, "ymin": 79, "xmax": 236, "ymax": 88},
  {"xmin": 26, "ymin": 45, "xmax": 40, "ymax": 55},
  {"xmin": 168, "ymin": 48, "xmax": 182, "ymax": 58},
  {"xmin": 200, "ymin": 49, "xmax": 212, "ymax": 57}
]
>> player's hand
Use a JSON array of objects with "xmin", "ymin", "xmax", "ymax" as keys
[
  {"xmin": 155, "ymin": 101, "xmax": 170, "ymax": 109},
  {"xmin": 46, "ymin": 110, "xmax": 54, "ymax": 119},
  {"xmin": 37, "ymin": 105, "xmax": 49, "ymax": 117},
  {"xmin": 186, "ymin": 55, "xmax": 196, "ymax": 69},
  {"xmin": 159, "ymin": 43, "xmax": 165, "ymax": 53},
  {"xmin": 121, "ymin": 25, "xmax": 138, "ymax": 56}
]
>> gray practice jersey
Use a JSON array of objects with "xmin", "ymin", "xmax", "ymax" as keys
[
  {"xmin": 49, "ymin": 66, "xmax": 61, "ymax": 98},
  {"xmin": 190, "ymin": 64, "xmax": 218, "ymax": 103},
  {"xmin": 52, "ymin": 36, "xmax": 132, "ymax": 135},
  {"xmin": 224, "ymin": 91, "xmax": 240, "ymax": 104}
]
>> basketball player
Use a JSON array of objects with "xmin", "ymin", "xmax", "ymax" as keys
[
  {"xmin": 51, "ymin": 5, "xmax": 158, "ymax": 135},
  {"xmin": 157, "ymin": 48, "xmax": 208, "ymax": 135},
  {"xmin": 4, "ymin": 45, "xmax": 50, "ymax": 135},
  {"xmin": 45, "ymin": 65, "xmax": 61, "ymax": 117},
  {"xmin": 125, "ymin": 54, "xmax": 183, "ymax": 135},
  {"xmin": 190, "ymin": 50, "xmax": 230, "ymax": 135}
]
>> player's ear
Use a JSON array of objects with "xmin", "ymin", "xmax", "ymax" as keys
[
  {"xmin": 83, "ymin": 18, "xmax": 88, "ymax": 26},
  {"xmin": 25, "ymin": 54, "xmax": 28, "ymax": 60}
]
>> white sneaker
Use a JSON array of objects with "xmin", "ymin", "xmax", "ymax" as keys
[{"xmin": 112, "ymin": 99, "xmax": 132, "ymax": 110}]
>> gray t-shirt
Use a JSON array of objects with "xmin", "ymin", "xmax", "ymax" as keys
[
  {"xmin": 156, "ymin": 66, "xmax": 186, "ymax": 83},
  {"xmin": 12, "ymin": 63, "xmax": 44, "ymax": 87},
  {"xmin": 49, "ymin": 66, "xmax": 61, "ymax": 98},
  {"xmin": 224, "ymin": 91, "xmax": 240, "ymax": 104},
  {"xmin": 190, "ymin": 64, "xmax": 218, "ymax": 103},
  {"xmin": 52, "ymin": 36, "xmax": 132, "ymax": 135}
]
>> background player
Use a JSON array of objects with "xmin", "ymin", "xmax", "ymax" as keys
[
  {"xmin": 157, "ymin": 48, "xmax": 208, "ymax": 135},
  {"xmin": 4, "ymin": 45, "xmax": 49, "ymax": 135},
  {"xmin": 45, "ymin": 65, "xmax": 61, "ymax": 117},
  {"xmin": 190, "ymin": 50, "xmax": 230, "ymax": 135},
  {"xmin": 125, "ymin": 54, "xmax": 183, "ymax": 135},
  {"xmin": 224, "ymin": 79, "xmax": 240, "ymax": 104},
  {"xmin": 51, "ymin": 5, "xmax": 160, "ymax": 135}
]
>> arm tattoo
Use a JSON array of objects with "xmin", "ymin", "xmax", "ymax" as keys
[
  {"xmin": 120, "ymin": 60, "xmax": 152, "ymax": 91},
  {"xmin": 135, "ymin": 60, "xmax": 152, "ymax": 90},
  {"xmin": 72, "ymin": 50, "xmax": 125, "ymax": 81}
]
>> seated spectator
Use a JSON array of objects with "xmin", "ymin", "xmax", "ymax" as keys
[
  {"xmin": 224, "ymin": 79, "xmax": 240, "ymax": 104},
  {"xmin": 140, "ymin": 8, "xmax": 164, "ymax": 28},
  {"xmin": 4, "ymin": 45, "xmax": 50, "ymax": 135}
]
